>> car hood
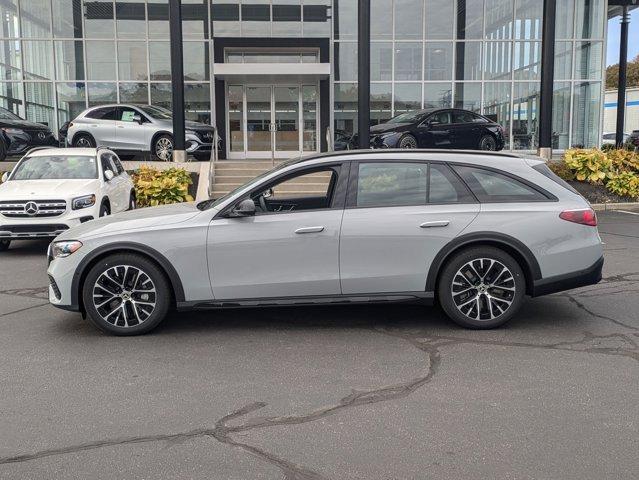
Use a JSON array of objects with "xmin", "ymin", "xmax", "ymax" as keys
[
  {"xmin": 153, "ymin": 118, "xmax": 214, "ymax": 130},
  {"xmin": 0, "ymin": 119, "xmax": 52, "ymax": 131},
  {"xmin": 370, "ymin": 123, "xmax": 411, "ymax": 135},
  {"xmin": 57, "ymin": 202, "xmax": 202, "ymax": 240},
  {"xmin": 0, "ymin": 179, "xmax": 101, "ymax": 199}
]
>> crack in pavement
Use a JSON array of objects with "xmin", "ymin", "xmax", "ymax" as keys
[
  {"xmin": 0, "ymin": 287, "xmax": 49, "ymax": 300},
  {"xmin": 557, "ymin": 293, "xmax": 639, "ymax": 332},
  {"xmin": 0, "ymin": 302, "xmax": 49, "ymax": 318}
]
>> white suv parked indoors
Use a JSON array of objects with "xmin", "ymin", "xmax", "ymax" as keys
[
  {"xmin": 0, "ymin": 147, "xmax": 135, "ymax": 251},
  {"xmin": 47, "ymin": 150, "xmax": 604, "ymax": 335}
]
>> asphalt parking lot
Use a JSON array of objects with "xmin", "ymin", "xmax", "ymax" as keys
[{"xmin": 0, "ymin": 210, "xmax": 638, "ymax": 480}]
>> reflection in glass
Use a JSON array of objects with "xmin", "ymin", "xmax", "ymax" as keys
[
  {"xmin": 371, "ymin": 0, "xmax": 392, "ymax": 40},
  {"xmin": 302, "ymin": 86, "xmax": 317, "ymax": 151},
  {"xmin": 86, "ymin": 41, "xmax": 117, "ymax": 80},
  {"xmin": 212, "ymin": 0, "xmax": 239, "ymax": 37},
  {"xmin": 575, "ymin": 0, "xmax": 604, "ymax": 39},
  {"xmin": 455, "ymin": 42, "xmax": 482, "ymax": 81},
  {"xmin": 182, "ymin": 0, "xmax": 209, "ymax": 38},
  {"xmin": 150, "ymin": 83, "xmax": 172, "ymax": 108},
  {"xmin": 483, "ymin": 42, "xmax": 512, "ymax": 80},
  {"xmin": 25, "ymin": 83, "xmax": 55, "ymax": 130},
  {"xmin": 20, "ymin": 0, "xmax": 52, "ymax": 37},
  {"xmin": 334, "ymin": 0, "xmax": 356, "ymax": 40},
  {"xmin": 56, "ymin": 82, "xmax": 86, "ymax": 125},
  {"xmin": 514, "ymin": 0, "xmax": 542, "ymax": 39},
  {"xmin": 572, "ymin": 81, "xmax": 601, "ymax": 148},
  {"xmin": 0, "ymin": 37, "xmax": 22, "ymax": 80},
  {"xmin": 242, "ymin": 0, "xmax": 271, "ymax": 36},
  {"xmin": 371, "ymin": 43, "xmax": 392, "ymax": 81},
  {"xmin": 574, "ymin": 41, "xmax": 602, "ymax": 80},
  {"xmin": 394, "ymin": 43, "xmax": 422, "ymax": 81},
  {"xmin": 555, "ymin": 0, "xmax": 575, "ymax": 38},
  {"xmin": 53, "ymin": 0, "xmax": 83, "ymax": 38},
  {"xmin": 335, "ymin": 43, "xmax": 358, "ymax": 81},
  {"xmin": 119, "ymin": 83, "xmax": 148, "ymax": 103},
  {"xmin": 185, "ymin": 83, "xmax": 211, "ymax": 123},
  {"xmin": 22, "ymin": 41, "xmax": 54, "ymax": 80},
  {"xmin": 394, "ymin": 0, "xmax": 423, "ymax": 40},
  {"xmin": 394, "ymin": 84, "xmax": 422, "ymax": 114},
  {"xmin": 485, "ymin": 0, "xmax": 513, "ymax": 40},
  {"xmin": 228, "ymin": 85, "xmax": 244, "ymax": 152},
  {"xmin": 425, "ymin": 0, "xmax": 453, "ymax": 39},
  {"xmin": 246, "ymin": 86, "xmax": 272, "ymax": 151},
  {"xmin": 303, "ymin": 1, "xmax": 330, "ymax": 37},
  {"xmin": 0, "ymin": 82, "xmax": 24, "ymax": 117},
  {"xmin": 87, "ymin": 82, "xmax": 117, "ymax": 106},
  {"xmin": 512, "ymin": 82, "xmax": 540, "ymax": 150},
  {"xmin": 275, "ymin": 86, "xmax": 299, "ymax": 151},
  {"xmin": 552, "ymin": 81, "xmax": 571, "ymax": 149},
  {"xmin": 148, "ymin": 0, "xmax": 169, "ymax": 38},
  {"xmin": 513, "ymin": 41, "xmax": 541, "ymax": 80},
  {"xmin": 424, "ymin": 82, "xmax": 452, "ymax": 108},
  {"xmin": 183, "ymin": 42, "xmax": 209, "ymax": 81},
  {"xmin": 424, "ymin": 43, "xmax": 453, "ymax": 81},
  {"xmin": 554, "ymin": 41, "xmax": 572, "ymax": 80},
  {"xmin": 334, "ymin": 83, "xmax": 358, "ymax": 135},
  {"xmin": 272, "ymin": 0, "xmax": 302, "ymax": 37},
  {"xmin": 371, "ymin": 83, "xmax": 392, "ymax": 125},
  {"xmin": 84, "ymin": 0, "xmax": 115, "ymax": 38},
  {"xmin": 483, "ymin": 82, "xmax": 511, "ymax": 149},
  {"xmin": 454, "ymin": 83, "xmax": 481, "ymax": 111},
  {"xmin": 0, "ymin": 0, "xmax": 19, "ymax": 37},
  {"xmin": 55, "ymin": 41, "xmax": 85, "ymax": 81},
  {"xmin": 118, "ymin": 42, "xmax": 148, "ymax": 81},
  {"xmin": 457, "ymin": 0, "xmax": 484, "ymax": 39},
  {"xmin": 149, "ymin": 41, "xmax": 171, "ymax": 80},
  {"xmin": 116, "ymin": 0, "xmax": 146, "ymax": 38}
]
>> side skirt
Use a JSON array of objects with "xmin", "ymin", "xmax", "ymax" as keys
[{"xmin": 177, "ymin": 292, "xmax": 435, "ymax": 311}]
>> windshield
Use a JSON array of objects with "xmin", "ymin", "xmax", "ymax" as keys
[
  {"xmin": 197, "ymin": 156, "xmax": 304, "ymax": 210},
  {"xmin": 137, "ymin": 105, "xmax": 172, "ymax": 120},
  {"xmin": 10, "ymin": 156, "xmax": 98, "ymax": 180},
  {"xmin": 387, "ymin": 112, "xmax": 427, "ymax": 124},
  {"xmin": 0, "ymin": 107, "xmax": 21, "ymax": 121}
]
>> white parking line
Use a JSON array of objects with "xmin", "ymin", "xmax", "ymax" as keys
[{"xmin": 617, "ymin": 210, "xmax": 639, "ymax": 216}]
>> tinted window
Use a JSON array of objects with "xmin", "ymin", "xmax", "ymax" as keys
[
  {"xmin": 453, "ymin": 165, "xmax": 549, "ymax": 202},
  {"xmin": 357, "ymin": 162, "xmax": 428, "ymax": 207},
  {"xmin": 100, "ymin": 153, "xmax": 117, "ymax": 177},
  {"xmin": 11, "ymin": 156, "xmax": 98, "ymax": 180},
  {"xmin": 532, "ymin": 163, "xmax": 579, "ymax": 195},
  {"xmin": 472, "ymin": 113, "xmax": 489, "ymax": 123},
  {"xmin": 86, "ymin": 107, "xmax": 118, "ymax": 120},
  {"xmin": 428, "ymin": 111, "xmax": 451, "ymax": 125},
  {"xmin": 429, "ymin": 164, "xmax": 475, "ymax": 203},
  {"xmin": 452, "ymin": 111, "xmax": 474, "ymax": 124},
  {"xmin": 111, "ymin": 155, "xmax": 125, "ymax": 175}
]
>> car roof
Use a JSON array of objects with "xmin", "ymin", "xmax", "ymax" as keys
[
  {"xmin": 25, "ymin": 147, "xmax": 100, "ymax": 157},
  {"xmin": 298, "ymin": 149, "xmax": 525, "ymax": 162}
]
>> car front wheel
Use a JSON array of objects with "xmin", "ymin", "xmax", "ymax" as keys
[
  {"xmin": 478, "ymin": 135, "xmax": 497, "ymax": 151},
  {"xmin": 154, "ymin": 135, "xmax": 174, "ymax": 161},
  {"xmin": 82, "ymin": 254, "xmax": 171, "ymax": 335},
  {"xmin": 398, "ymin": 134, "xmax": 418, "ymax": 149},
  {"xmin": 437, "ymin": 247, "xmax": 525, "ymax": 329}
]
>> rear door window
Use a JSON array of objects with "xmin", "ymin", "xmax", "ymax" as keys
[
  {"xmin": 355, "ymin": 162, "xmax": 428, "ymax": 207},
  {"xmin": 86, "ymin": 107, "xmax": 118, "ymax": 120},
  {"xmin": 452, "ymin": 165, "xmax": 550, "ymax": 202}
]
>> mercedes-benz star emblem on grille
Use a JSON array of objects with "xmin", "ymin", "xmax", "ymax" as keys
[
  {"xmin": 204, "ymin": 132, "xmax": 213, "ymax": 141},
  {"xmin": 37, "ymin": 132, "xmax": 46, "ymax": 140},
  {"xmin": 24, "ymin": 202, "xmax": 39, "ymax": 216}
]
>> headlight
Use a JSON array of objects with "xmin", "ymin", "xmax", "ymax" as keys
[
  {"xmin": 72, "ymin": 194, "xmax": 96, "ymax": 210},
  {"xmin": 185, "ymin": 129, "xmax": 196, "ymax": 135},
  {"xmin": 2, "ymin": 127, "xmax": 24, "ymax": 135},
  {"xmin": 51, "ymin": 241, "xmax": 83, "ymax": 259}
]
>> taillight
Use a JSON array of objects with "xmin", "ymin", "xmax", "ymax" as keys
[{"xmin": 559, "ymin": 209, "xmax": 597, "ymax": 226}]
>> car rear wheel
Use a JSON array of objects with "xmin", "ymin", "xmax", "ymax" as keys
[
  {"xmin": 154, "ymin": 135, "xmax": 173, "ymax": 161},
  {"xmin": 0, "ymin": 240, "xmax": 10, "ymax": 252},
  {"xmin": 399, "ymin": 134, "xmax": 418, "ymax": 149},
  {"xmin": 72, "ymin": 134, "xmax": 95, "ymax": 148},
  {"xmin": 82, "ymin": 254, "xmax": 171, "ymax": 335},
  {"xmin": 438, "ymin": 247, "xmax": 525, "ymax": 329},
  {"xmin": 478, "ymin": 135, "xmax": 497, "ymax": 151}
]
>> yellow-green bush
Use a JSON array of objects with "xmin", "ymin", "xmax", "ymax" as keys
[
  {"xmin": 132, "ymin": 166, "xmax": 194, "ymax": 207},
  {"xmin": 562, "ymin": 148, "xmax": 639, "ymax": 199}
]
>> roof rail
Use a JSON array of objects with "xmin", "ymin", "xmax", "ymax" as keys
[
  {"xmin": 300, "ymin": 148, "xmax": 524, "ymax": 162},
  {"xmin": 25, "ymin": 146, "xmax": 53, "ymax": 155}
]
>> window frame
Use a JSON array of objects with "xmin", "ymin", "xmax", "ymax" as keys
[{"xmin": 85, "ymin": 106, "xmax": 118, "ymax": 121}]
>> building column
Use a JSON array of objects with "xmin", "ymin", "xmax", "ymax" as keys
[
  {"xmin": 538, "ymin": 0, "xmax": 557, "ymax": 160},
  {"xmin": 357, "ymin": 0, "xmax": 370, "ymax": 149},
  {"xmin": 169, "ymin": 0, "xmax": 186, "ymax": 162},
  {"xmin": 616, "ymin": 6, "xmax": 630, "ymax": 148}
]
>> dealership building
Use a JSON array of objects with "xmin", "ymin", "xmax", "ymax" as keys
[{"xmin": 0, "ymin": 0, "xmax": 634, "ymax": 159}]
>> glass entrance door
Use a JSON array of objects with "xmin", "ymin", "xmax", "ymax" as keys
[{"xmin": 226, "ymin": 84, "xmax": 319, "ymax": 159}]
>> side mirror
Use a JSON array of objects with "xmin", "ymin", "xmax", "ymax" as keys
[
  {"xmin": 104, "ymin": 170, "xmax": 114, "ymax": 181},
  {"xmin": 132, "ymin": 114, "xmax": 142, "ymax": 124},
  {"xmin": 1, "ymin": 172, "xmax": 9, "ymax": 183},
  {"xmin": 229, "ymin": 199, "xmax": 256, "ymax": 218}
]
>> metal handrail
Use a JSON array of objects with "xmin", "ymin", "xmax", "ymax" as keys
[{"xmin": 326, "ymin": 126, "xmax": 334, "ymax": 151}]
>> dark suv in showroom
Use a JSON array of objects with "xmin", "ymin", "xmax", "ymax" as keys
[
  {"xmin": 366, "ymin": 108, "xmax": 505, "ymax": 151},
  {"xmin": 0, "ymin": 107, "xmax": 57, "ymax": 161}
]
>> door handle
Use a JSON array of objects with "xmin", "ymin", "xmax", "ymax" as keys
[
  {"xmin": 295, "ymin": 226, "xmax": 324, "ymax": 234},
  {"xmin": 420, "ymin": 220, "xmax": 450, "ymax": 228}
]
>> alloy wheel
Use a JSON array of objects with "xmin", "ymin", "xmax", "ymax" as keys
[
  {"xmin": 451, "ymin": 258, "xmax": 515, "ymax": 321},
  {"xmin": 75, "ymin": 137, "xmax": 92, "ymax": 148},
  {"xmin": 480, "ymin": 136, "xmax": 496, "ymax": 151},
  {"xmin": 155, "ymin": 137, "xmax": 173, "ymax": 161},
  {"xmin": 399, "ymin": 136, "xmax": 417, "ymax": 149},
  {"xmin": 92, "ymin": 265, "xmax": 157, "ymax": 328}
]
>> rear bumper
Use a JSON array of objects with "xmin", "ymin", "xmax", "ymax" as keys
[{"xmin": 531, "ymin": 256, "xmax": 603, "ymax": 297}]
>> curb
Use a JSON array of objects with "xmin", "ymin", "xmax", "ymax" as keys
[{"xmin": 591, "ymin": 202, "xmax": 639, "ymax": 212}]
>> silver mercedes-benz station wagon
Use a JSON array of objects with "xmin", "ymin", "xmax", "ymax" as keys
[{"xmin": 47, "ymin": 150, "xmax": 604, "ymax": 335}]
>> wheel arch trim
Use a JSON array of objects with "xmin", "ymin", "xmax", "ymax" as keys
[
  {"xmin": 70, "ymin": 242, "xmax": 186, "ymax": 310},
  {"xmin": 150, "ymin": 130, "xmax": 173, "ymax": 152},
  {"xmin": 426, "ymin": 232, "xmax": 542, "ymax": 295}
]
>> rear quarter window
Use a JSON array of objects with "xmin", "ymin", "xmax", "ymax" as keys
[
  {"xmin": 532, "ymin": 163, "xmax": 580, "ymax": 195},
  {"xmin": 452, "ymin": 165, "xmax": 551, "ymax": 202}
]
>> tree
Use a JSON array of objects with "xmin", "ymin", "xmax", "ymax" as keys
[{"xmin": 606, "ymin": 54, "xmax": 639, "ymax": 90}]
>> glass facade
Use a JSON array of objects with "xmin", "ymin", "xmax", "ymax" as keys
[{"xmin": 0, "ymin": 0, "xmax": 607, "ymax": 154}]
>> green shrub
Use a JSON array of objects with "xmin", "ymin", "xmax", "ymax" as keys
[
  {"xmin": 548, "ymin": 161, "xmax": 575, "ymax": 181},
  {"xmin": 132, "ymin": 165, "xmax": 193, "ymax": 207},
  {"xmin": 606, "ymin": 171, "xmax": 639, "ymax": 198},
  {"xmin": 563, "ymin": 149, "xmax": 612, "ymax": 183}
]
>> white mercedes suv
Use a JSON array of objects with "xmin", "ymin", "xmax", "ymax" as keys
[{"xmin": 0, "ymin": 147, "xmax": 135, "ymax": 251}]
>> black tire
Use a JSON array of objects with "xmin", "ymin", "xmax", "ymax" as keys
[
  {"xmin": 437, "ymin": 247, "xmax": 525, "ymax": 329},
  {"xmin": 153, "ymin": 134, "xmax": 174, "ymax": 161},
  {"xmin": 128, "ymin": 192, "xmax": 136, "ymax": 210},
  {"xmin": 0, "ymin": 240, "xmax": 10, "ymax": 252},
  {"xmin": 99, "ymin": 202, "xmax": 110, "ymax": 217},
  {"xmin": 82, "ymin": 253, "xmax": 171, "ymax": 335},
  {"xmin": 0, "ymin": 140, "xmax": 7, "ymax": 161},
  {"xmin": 398, "ymin": 134, "xmax": 418, "ymax": 149},
  {"xmin": 72, "ymin": 133, "xmax": 95, "ymax": 148},
  {"xmin": 478, "ymin": 134, "xmax": 497, "ymax": 151}
]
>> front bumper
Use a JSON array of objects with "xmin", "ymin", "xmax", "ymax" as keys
[
  {"xmin": 531, "ymin": 256, "xmax": 604, "ymax": 297},
  {"xmin": 5, "ymin": 131, "xmax": 58, "ymax": 155},
  {"xmin": 0, "ymin": 206, "xmax": 98, "ymax": 240}
]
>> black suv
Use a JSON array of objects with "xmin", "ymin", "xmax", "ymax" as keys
[
  {"xmin": 367, "ymin": 108, "xmax": 505, "ymax": 151},
  {"xmin": 0, "ymin": 107, "xmax": 57, "ymax": 160}
]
